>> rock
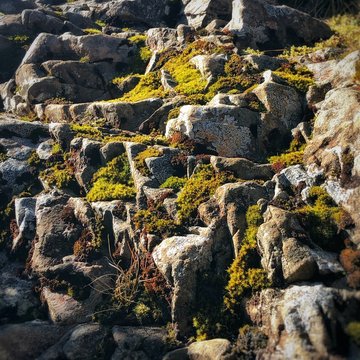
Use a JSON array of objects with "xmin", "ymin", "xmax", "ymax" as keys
[
  {"xmin": 307, "ymin": 50, "xmax": 360, "ymax": 88},
  {"xmin": 304, "ymin": 87, "xmax": 360, "ymax": 244},
  {"xmin": 100, "ymin": 141, "xmax": 125, "ymax": 163},
  {"xmin": 31, "ymin": 192, "xmax": 85, "ymax": 273},
  {"xmin": 166, "ymin": 105, "xmax": 261, "ymax": 160},
  {"xmin": 21, "ymin": 9, "xmax": 65, "ymax": 35},
  {"xmin": 161, "ymin": 69, "xmax": 177, "ymax": 93},
  {"xmin": 0, "ymin": 252, "xmax": 39, "ymax": 323},
  {"xmin": 147, "ymin": 27, "xmax": 178, "ymax": 52},
  {"xmin": 12, "ymin": 197, "xmax": 36, "ymax": 252},
  {"xmin": 190, "ymin": 53, "xmax": 227, "ymax": 84},
  {"xmin": 152, "ymin": 232, "xmax": 214, "ymax": 334},
  {"xmin": 0, "ymin": 321, "xmax": 68, "ymax": 360},
  {"xmin": 257, "ymin": 206, "xmax": 318, "ymax": 284},
  {"xmin": 226, "ymin": 0, "xmax": 332, "ymax": 49},
  {"xmin": 0, "ymin": 116, "xmax": 49, "ymax": 139},
  {"xmin": 105, "ymin": 0, "xmax": 177, "ymax": 28},
  {"xmin": 210, "ymin": 156, "xmax": 274, "ymax": 180},
  {"xmin": 184, "ymin": 0, "xmax": 233, "ymax": 29},
  {"xmin": 253, "ymin": 75, "xmax": 305, "ymax": 154},
  {"xmin": 164, "ymin": 338, "xmax": 232, "ymax": 360},
  {"xmin": 112, "ymin": 326, "xmax": 168, "ymax": 360},
  {"xmin": 62, "ymin": 324, "xmax": 109, "ymax": 360},
  {"xmin": 242, "ymin": 54, "xmax": 286, "ymax": 72},
  {"xmin": 25, "ymin": 32, "xmax": 134, "ymax": 65},
  {"xmin": 49, "ymin": 123, "xmax": 74, "ymax": 151},
  {"xmin": 247, "ymin": 284, "xmax": 360, "ymax": 359}
]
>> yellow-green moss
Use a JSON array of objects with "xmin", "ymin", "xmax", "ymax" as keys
[
  {"xmin": 134, "ymin": 147, "xmax": 162, "ymax": 176},
  {"xmin": 86, "ymin": 153, "xmax": 135, "ymax": 202},
  {"xmin": 347, "ymin": 322, "xmax": 360, "ymax": 346},
  {"xmin": 0, "ymin": 145, "xmax": 7, "ymax": 162},
  {"xmin": 70, "ymin": 124, "xmax": 103, "ymax": 140},
  {"xmin": 84, "ymin": 28, "xmax": 102, "ymax": 35},
  {"xmin": 177, "ymin": 165, "xmax": 237, "ymax": 223},
  {"xmin": 95, "ymin": 20, "xmax": 106, "ymax": 27},
  {"xmin": 224, "ymin": 205, "xmax": 269, "ymax": 314},
  {"xmin": 160, "ymin": 176, "xmax": 187, "ymax": 192},
  {"xmin": 104, "ymin": 132, "xmax": 169, "ymax": 146},
  {"xmin": 268, "ymin": 150, "xmax": 304, "ymax": 172},
  {"xmin": 40, "ymin": 163, "xmax": 76, "ymax": 189},
  {"xmin": 296, "ymin": 186, "xmax": 349, "ymax": 251},
  {"xmin": 273, "ymin": 71, "xmax": 315, "ymax": 93},
  {"xmin": 112, "ymin": 72, "xmax": 167, "ymax": 103},
  {"xmin": 134, "ymin": 207, "xmax": 183, "ymax": 238}
]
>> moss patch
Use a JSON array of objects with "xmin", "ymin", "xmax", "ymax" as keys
[
  {"xmin": 87, "ymin": 154, "xmax": 135, "ymax": 202},
  {"xmin": 224, "ymin": 205, "xmax": 270, "ymax": 314},
  {"xmin": 134, "ymin": 147, "xmax": 162, "ymax": 176}
]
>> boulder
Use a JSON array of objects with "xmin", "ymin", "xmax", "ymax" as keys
[
  {"xmin": 184, "ymin": 0, "xmax": 233, "ymax": 29},
  {"xmin": 164, "ymin": 338, "xmax": 232, "ymax": 360},
  {"xmin": 226, "ymin": 0, "xmax": 332, "ymax": 49},
  {"xmin": 257, "ymin": 206, "xmax": 318, "ymax": 284},
  {"xmin": 112, "ymin": 326, "xmax": 168, "ymax": 360},
  {"xmin": 147, "ymin": 27, "xmax": 178, "ymax": 52},
  {"xmin": 166, "ymin": 105, "xmax": 261, "ymax": 160},
  {"xmin": 190, "ymin": 53, "xmax": 227, "ymax": 83},
  {"xmin": 0, "ymin": 321, "xmax": 68, "ymax": 360},
  {"xmin": 0, "ymin": 35, "xmax": 25, "ymax": 82},
  {"xmin": 247, "ymin": 284, "xmax": 360, "ymax": 359},
  {"xmin": 307, "ymin": 50, "xmax": 360, "ymax": 88},
  {"xmin": 12, "ymin": 197, "xmax": 36, "ymax": 252},
  {"xmin": 210, "ymin": 156, "xmax": 274, "ymax": 180},
  {"xmin": 153, "ymin": 231, "xmax": 216, "ymax": 335},
  {"xmin": 21, "ymin": 9, "xmax": 65, "ymax": 35},
  {"xmin": 304, "ymin": 87, "xmax": 360, "ymax": 244},
  {"xmin": 0, "ymin": 0, "xmax": 36, "ymax": 15}
]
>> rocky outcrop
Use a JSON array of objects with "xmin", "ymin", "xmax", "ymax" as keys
[
  {"xmin": 248, "ymin": 284, "xmax": 360, "ymax": 359},
  {"xmin": 226, "ymin": 0, "xmax": 332, "ymax": 49}
]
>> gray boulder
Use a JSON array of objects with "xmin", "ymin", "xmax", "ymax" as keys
[{"xmin": 226, "ymin": 0, "xmax": 332, "ymax": 49}]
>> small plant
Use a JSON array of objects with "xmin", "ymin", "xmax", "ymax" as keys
[
  {"xmin": 79, "ymin": 56, "xmax": 90, "ymax": 63},
  {"xmin": 0, "ymin": 145, "xmax": 8, "ymax": 162},
  {"xmin": 160, "ymin": 176, "xmax": 187, "ymax": 192}
]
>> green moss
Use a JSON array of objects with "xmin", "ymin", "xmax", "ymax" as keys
[
  {"xmin": 27, "ymin": 151, "xmax": 41, "ymax": 167},
  {"xmin": 105, "ymin": 132, "xmax": 169, "ymax": 146},
  {"xmin": 224, "ymin": 205, "xmax": 269, "ymax": 314},
  {"xmin": 296, "ymin": 186, "xmax": 347, "ymax": 251},
  {"xmin": 128, "ymin": 34, "xmax": 147, "ymax": 44},
  {"xmin": 87, "ymin": 154, "xmax": 135, "ymax": 202},
  {"xmin": 347, "ymin": 322, "xmax": 360, "ymax": 346},
  {"xmin": 134, "ymin": 147, "xmax": 162, "ymax": 176},
  {"xmin": 40, "ymin": 162, "xmax": 76, "ymax": 189},
  {"xmin": 112, "ymin": 72, "xmax": 167, "ymax": 103},
  {"xmin": 268, "ymin": 150, "xmax": 304, "ymax": 172},
  {"xmin": 134, "ymin": 207, "xmax": 184, "ymax": 238},
  {"xmin": 52, "ymin": 142, "xmax": 62, "ymax": 156},
  {"xmin": 70, "ymin": 124, "xmax": 103, "ymax": 140},
  {"xmin": 8, "ymin": 35, "xmax": 30, "ymax": 43},
  {"xmin": 167, "ymin": 107, "xmax": 181, "ymax": 121},
  {"xmin": 177, "ymin": 165, "xmax": 237, "ymax": 224},
  {"xmin": 79, "ymin": 56, "xmax": 90, "ymax": 63},
  {"xmin": 84, "ymin": 28, "xmax": 102, "ymax": 35},
  {"xmin": 273, "ymin": 71, "xmax": 315, "ymax": 92},
  {"xmin": 206, "ymin": 75, "xmax": 257, "ymax": 100},
  {"xmin": 160, "ymin": 176, "xmax": 187, "ymax": 192},
  {"xmin": 0, "ymin": 145, "xmax": 8, "ymax": 162},
  {"xmin": 95, "ymin": 20, "xmax": 106, "ymax": 27}
]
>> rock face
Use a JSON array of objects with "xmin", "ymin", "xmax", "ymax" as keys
[
  {"xmin": 166, "ymin": 104, "xmax": 261, "ymax": 159},
  {"xmin": 184, "ymin": 0, "xmax": 233, "ymax": 29},
  {"xmin": 248, "ymin": 285, "xmax": 360, "ymax": 359},
  {"xmin": 226, "ymin": 0, "xmax": 332, "ymax": 49},
  {"xmin": 304, "ymin": 87, "xmax": 360, "ymax": 243},
  {"xmin": 0, "ymin": 1, "xmax": 359, "ymax": 359}
]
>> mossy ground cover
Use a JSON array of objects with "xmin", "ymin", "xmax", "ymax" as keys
[{"xmin": 86, "ymin": 153, "xmax": 136, "ymax": 202}]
